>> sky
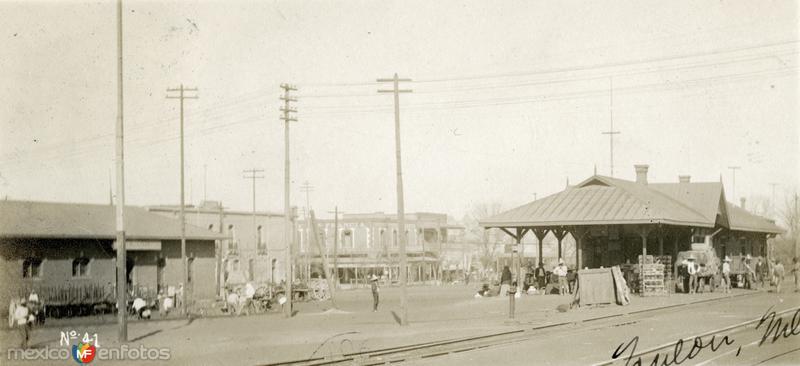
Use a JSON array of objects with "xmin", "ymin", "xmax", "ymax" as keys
[{"xmin": 1, "ymin": 0, "xmax": 798, "ymax": 221}]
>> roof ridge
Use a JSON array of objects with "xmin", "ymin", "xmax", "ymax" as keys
[{"xmin": 599, "ymin": 176, "xmax": 711, "ymax": 223}]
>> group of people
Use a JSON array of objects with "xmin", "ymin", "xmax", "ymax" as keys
[
  {"xmin": 493, "ymin": 258, "xmax": 575, "ymax": 298},
  {"xmin": 224, "ymin": 282, "xmax": 259, "ymax": 315},
  {"xmin": 11, "ymin": 290, "xmax": 41, "ymax": 349},
  {"xmin": 685, "ymin": 254, "xmax": 800, "ymax": 294}
]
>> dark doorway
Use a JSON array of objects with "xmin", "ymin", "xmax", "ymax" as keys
[
  {"xmin": 126, "ymin": 257, "xmax": 135, "ymax": 289},
  {"xmin": 157, "ymin": 257, "xmax": 166, "ymax": 293}
]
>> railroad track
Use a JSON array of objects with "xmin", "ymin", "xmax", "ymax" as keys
[{"xmin": 258, "ymin": 292, "xmax": 764, "ymax": 366}]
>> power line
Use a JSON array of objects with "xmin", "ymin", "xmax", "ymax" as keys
[
  {"xmin": 243, "ymin": 168, "xmax": 265, "ymax": 258},
  {"xmin": 601, "ymin": 77, "xmax": 621, "ymax": 177},
  {"xmin": 412, "ymin": 39, "xmax": 799, "ymax": 83},
  {"xmin": 299, "ymin": 180, "xmax": 314, "ymax": 281},
  {"xmin": 728, "ymin": 166, "xmax": 741, "ymax": 203},
  {"xmin": 3, "ymin": 48, "xmax": 797, "ymax": 166}
]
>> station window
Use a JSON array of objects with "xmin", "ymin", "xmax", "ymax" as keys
[
  {"xmin": 23, "ymin": 258, "xmax": 42, "ymax": 278},
  {"xmin": 72, "ymin": 257, "xmax": 90, "ymax": 278}
]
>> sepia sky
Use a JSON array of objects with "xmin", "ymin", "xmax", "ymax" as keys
[{"xmin": 1, "ymin": 0, "xmax": 798, "ymax": 220}]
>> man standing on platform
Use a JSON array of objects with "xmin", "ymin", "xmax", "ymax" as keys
[
  {"xmin": 687, "ymin": 255, "xmax": 698, "ymax": 294},
  {"xmin": 721, "ymin": 256, "xmax": 732, "ymax": 293},
  {"xmin": 554, "ymin": 259, "xmax": 568, "ymax": 295},
  {"xmin": 535, "ymin": 262, "xmax": 546, "ymax": 292}
]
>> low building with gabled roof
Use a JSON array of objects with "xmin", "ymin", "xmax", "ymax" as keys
[
  {"xmin": 480, "ymin": 165, "xmax": 782, "ymax": 270},
  {"xmin": 0, "ymin": 200, "xmax": 225, "ymax": 314}
]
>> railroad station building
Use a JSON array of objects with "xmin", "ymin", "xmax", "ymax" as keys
[
  {"xmin": 480, "ymin": 165, "xmax": 783, "ymax": 271},
  {"xmin": 0, "ymin": 200, "xmax": 224, "ymax": 312}
]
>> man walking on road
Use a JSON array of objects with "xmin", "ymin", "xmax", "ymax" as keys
[
  {"xmin": 792, "ymin": 257, "xmax": 800, "ymax": 292},
  {"xmin": 370, "ymin": 274, "xmax": 380, "ymax": 312}
]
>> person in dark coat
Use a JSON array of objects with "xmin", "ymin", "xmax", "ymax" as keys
[
  {"xmin": 500, "ymin": 266, "xmax": 512, "ymax": 296},
  {"xmin": 535, "ymin": 262, "xmax": 547, "ymax": 290}
]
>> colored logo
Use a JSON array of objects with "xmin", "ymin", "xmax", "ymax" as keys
[{"xmin": 72, "ymin": 342, "xmax": 96, "ymax": 364}]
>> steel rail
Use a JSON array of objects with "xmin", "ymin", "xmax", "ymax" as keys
[{"xmin": 257, "ymin": 292, "xmax": 764, "ymax": 366}]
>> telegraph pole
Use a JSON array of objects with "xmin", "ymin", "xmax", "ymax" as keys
[
  {"xmin": 327, "ymin": 207, "xmax": 345, "ymax": 289},
  {"xmin": 378, "ymin": 73, "xmax": 412, "ymax": 326},
  {"xmin": 243, "ymin": 169, "xmax": 265, "ymax": 257},
  {"xmin": 280, "ymin": 83, "xmax": 298, "ymax": 318},
  {"xmin": 114, "ymin": 0, "xmax": 127, "ymax": 342},
  {"xmin": 166, "ymin": 84, "xmax": 198, "ymax": 315},
  {"xmin": 728, "ymin": 166, "xmax": 741, "ymax": 203},
  {"xmin": 300, "ymin": 181, "xmax": 314, "ymax": 281},
  {"xmin": 602, "ymin": 77, "xmax": 620, "ymax": 177}
]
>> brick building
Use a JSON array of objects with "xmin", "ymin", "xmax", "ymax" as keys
[
  {"xmin": 148, "ymin": 201, "xmax": 289, "ymax": 291},
  {"xmin": 297, "ymin": 212, "xmax": 468, "ymax": 286}
]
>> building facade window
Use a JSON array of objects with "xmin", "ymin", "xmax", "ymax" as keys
[
  {"xmin": 228, "ymin": 224, "xmax": 237, "ymax": 253},
  {"xmin": 343, "ymin": 229, "xmax": 354, "ymax": 249},
  {"xmin": 23, "ymin": 258, "xmax": 42, "ymax": 279},
  {"xmin": 72, "ymin": 257, "xmax": 90, "ymax": 278},
  {"xmin": 257, "ymin": 225, "xmax": 266, "ymax": 254}
]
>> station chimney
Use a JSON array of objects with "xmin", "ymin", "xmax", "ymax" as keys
[{"xmin": 634, "ymin": 165, "xmax": 649, "ymax": 185}]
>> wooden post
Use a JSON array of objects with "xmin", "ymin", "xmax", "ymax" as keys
[
  {"xmin": 552, "ymin": 228, "xmax": 568, "ymax": 261},
  {"xmin": 309, "ymin": 210, "xmax": 336, "ymax": 308},
  {"xmin": 571, "ymin": 227, "xmax": 588, "ymax": 269},
  {"xmin": 532, "ymin": 228, "xmax": 549, "ymax": 265}
]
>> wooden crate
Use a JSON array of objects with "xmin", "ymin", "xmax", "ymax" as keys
[{"xmin": 641, "ymin": 264, "xmax": 667, "ymax": 297}]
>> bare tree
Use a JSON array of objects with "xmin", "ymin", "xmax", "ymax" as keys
[
  {"xmin": 462, "ymin": 202, "xmax": 508, "ymax": 275},
  {"xmin": 779, "ymin": 191, "xmax": 799, "ymax": 239}
]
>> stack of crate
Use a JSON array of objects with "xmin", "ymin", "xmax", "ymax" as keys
[
  {"xmin": 654, "ymin": 256, "xmax": 673, "ymax": 294},
  {"xmin": 641, "ymin": 263, "xmax": 667, "ymax": 297}
]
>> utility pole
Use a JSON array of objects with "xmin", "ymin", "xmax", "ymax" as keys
[
  {"xmin": 203, "ymin": 164, "xmax": 208, "ymax": 202},
  {"xmin": 378, "ymin": 73, "xmax": 412, "ymax": 326},
  {"xmin": 769, "ymin": 182, "xmax": 779, "ymax": 219},
  {"xmin": 309, "ymin": 210, "xmax": 336, "ymax": 308},
  {"xmin": 166, "ymin": 84, "xmax": 198, "ymax": 315},
  {"xmin": 216, "ymin": 201, "xmax": 224, "ymax": 297},
  {"xmin": 114, "ymin": 0, "xmax": 127, "ymax": 342},
  {"xmin": 795, "ymin": 193, "xmax": 798, "ymax": 259},
  {"xmin": 728, "ymin": 166, "xmax": 741, "ymax": 203},
  {"xmin": 327, "ymin": 207, "xmax": 345, "ymax": 289},
  {"xmin": 601, "ymin": 77, "xmax": 620, "ymax": 177},
  {"xmin": 243, "ymin": 168, "xmax": 265, "ymax": 264},
  {"xmin": 300, "ymin": 181, "xmax": 314, "ymax": 281},
  {"xmin": 280, "ymin": 83, "xmax": 298, "ymax": 318}
]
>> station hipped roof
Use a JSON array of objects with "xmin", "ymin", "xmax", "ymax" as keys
[
  {"xmin": 0, "ymin": 200, "xmax": 227, "ymax": 241},
  {"xmin": 480, "ymin": 175, "xmax": 782, "ymax": 234}
]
